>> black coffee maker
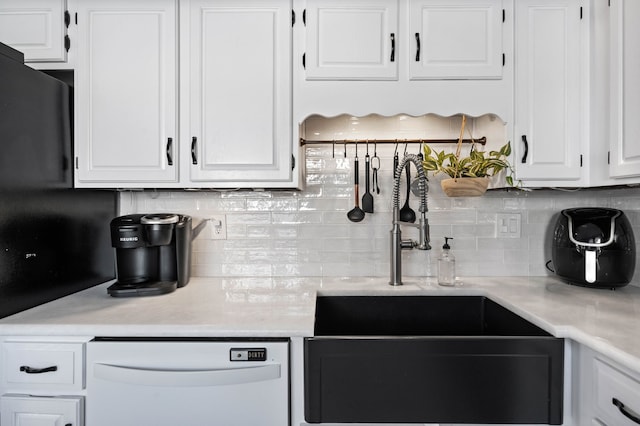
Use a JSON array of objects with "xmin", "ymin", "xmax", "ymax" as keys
[{"xmin": 108, "ymin": 213, "xmax": 193, "ymax": 297}]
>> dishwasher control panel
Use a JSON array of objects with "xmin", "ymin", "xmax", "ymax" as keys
[{"xmin": 230, "ymin": 348, "xmax": 267, "ymax": 361}]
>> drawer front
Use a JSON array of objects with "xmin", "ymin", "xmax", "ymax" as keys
[
  {"xmin": 595, "ymin": 357, "xmax": 640, "ymax": 426},
  {"xmin": 305, "ymin": 337, "xmax": 564, "ymax": 424},
  {"xmin": 2, "ymin": 342, "xmax": 84, "ymax": 392},
  {"xmin": 1, "ymin": 394, "xmax": 83, "ymax": 426}
]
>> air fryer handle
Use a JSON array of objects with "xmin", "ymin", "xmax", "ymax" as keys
[{"xmin": 585, "ymin": 250, "xmax": 597, "ymax": 284}]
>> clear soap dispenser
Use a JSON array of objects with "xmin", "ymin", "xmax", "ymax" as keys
[{"xmin": 438, "ymin": 237, "xmax": 456, "ymax": 286}]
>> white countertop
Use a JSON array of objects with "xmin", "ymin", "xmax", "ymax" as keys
[{"xmin": 1, "ymin": 275, "xmax": 639, "ymax": 373}]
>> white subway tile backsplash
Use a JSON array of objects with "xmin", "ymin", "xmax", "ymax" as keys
[
  {"xmin": 453, "ymin": 224, "xmax": 495, "ymax": 238},
  {"xmin": 122, "ymin": 141, "xmax": 640, "ymax": 288},
  {"xmin": 247, "ymin": 198, "xmax": 298, "ymax": 212},
  {"xmin": 226, "ymin": 213, "xmax": 271, "ymax": 225},
  {"xmin": 222, "ymin": 263, "xmax": 272, "ymax": 277}
]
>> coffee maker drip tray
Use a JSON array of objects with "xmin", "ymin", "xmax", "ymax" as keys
[{"xmin": 107, "ymin": 280, "xmax": 178, "ymax": 297}]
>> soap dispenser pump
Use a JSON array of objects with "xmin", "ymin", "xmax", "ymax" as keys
[{"xmin": 438, "ymin": 237, "xmax": 456, "ymax": 286}]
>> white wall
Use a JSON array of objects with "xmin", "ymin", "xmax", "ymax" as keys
[{"xmin": 120, "ymin": 145, "xmax": 640, "ymax": 288}]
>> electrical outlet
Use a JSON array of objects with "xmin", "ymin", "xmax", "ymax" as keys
[
  {"xmin": 496, "ymin": 213, "xmax": 521, "ymax": 238},
  {"xmin": 208, "ymin": 215, "xmax": 227, "ymax": 240}
]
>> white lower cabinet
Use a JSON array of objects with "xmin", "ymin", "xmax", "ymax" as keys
[
  {"xmin": 593, "ymin": 359, "xmax": 640, "ymax": 425},
  {"xmin": 0, "ymin": 337, "xmax": 90, "ymax": 426},
  {"xmin": 1, "ymin": 341, "xmax": 85, "ymax": 393},
  {"xmin": 1, "ymin": 395, "xmax": 83, "ymax": 426},
  {"xmin": 577, "ymin": 345, "xmax": 640, "ymax": 426}
]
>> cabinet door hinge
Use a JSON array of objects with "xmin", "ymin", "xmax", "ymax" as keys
[
  {"xmin": 64, "ymin": 35, "xmax": 70, "ymax": 52},
  {"xmin": 292, "ymin": 10, "xmax": 295, "ymax": 27},
  {"xmin": 502, "ymin": 9, "xmax": 505, "ymax": 23},
  {"xmin": 64, "ymin": 10, "xmax": 71, "ymax": 27},
  {"xmin": 302, "ymin": 53, "xmax": 306, "ymax": 69},
  {"xmin": 291, "ymin": 154, "xmax": 296, "ymax": 171}
]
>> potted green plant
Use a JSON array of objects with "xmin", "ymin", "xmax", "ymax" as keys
[{"xmin": 421, "ymin": 116, "xmax": 517, "ymax": 197}]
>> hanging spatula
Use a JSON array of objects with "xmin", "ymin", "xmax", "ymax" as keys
[{"xmin": 362, "ymin": 151, "xmax": 374, "ymax": 213}]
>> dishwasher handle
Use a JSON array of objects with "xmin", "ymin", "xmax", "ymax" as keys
[{"xmin": 93, "ymin": 363, "xmax": 281, "ymax": 387}]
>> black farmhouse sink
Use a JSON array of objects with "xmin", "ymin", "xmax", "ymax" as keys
[{"xmin": 304, "ymin": 296, "xmax": 564, "ymax": 424}]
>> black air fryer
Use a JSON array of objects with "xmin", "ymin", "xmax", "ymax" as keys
[
  {"xmin": 552, "ymin": 208, "xmax": 635, "ymax": 288},
  {"xmin": 108, "ymin": 213, "xmax": 193, "ymax": 297}
]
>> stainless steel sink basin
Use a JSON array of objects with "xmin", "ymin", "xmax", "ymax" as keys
[{"xmin": 305, "ymin": 296, "xmax": 564, "ymax": 425}]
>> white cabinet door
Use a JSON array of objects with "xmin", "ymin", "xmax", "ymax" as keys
[
  {"xmin": 514, "ymin": 0, "xmax": 583, "ymax": 182},
  {"xmin": 0, "ymin": 0, "xmax": 68, "ymax": 63},
  {"xmin": 0, "ymin": 395, "xmax": 83, "ymax": 426},
  {"xmin": 409, "ymin": 0, "xmax": 504, "ymax": 80},
  {"xmin": 304, "ymin": 0, "xmax": 398, "ymax": 80},
  {"xmin": 75, "ymin": 0, "xmax": 178, "ymax": 187},
  {"xmin": 577, "ymin": 344, "xmax": 640, "ymax": 426},
  {"xmin": 609, "ymin": 0, "xmax": 640, "ymax": 178},
  {"xmin": 187, "ymin": 0, "xmax": 293, "ymax": 185}
]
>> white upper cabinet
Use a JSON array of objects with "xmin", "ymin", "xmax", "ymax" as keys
[
  {"xmin": 75, "ymin": 0, "xmax": 178, "ymax": 187},
  {"xmin": 609, "ymin": 0, "xmax": 640, "ymax": 178},
  {"xmin": 74, "ymin": 0, "xmax": 295, "ymax": 188},
  {"xmin": 514, "ymin": 0, "xmax": 585, "ymax": 184},
  {"xmin": 304, "ymin": 0, "xmax": 398, "ymax": 80},
  {"xmin": 302, "ymin": 0, "xmax": 504, "ymax": 81},
  {"xmin": 294, "ymin": 0, "xmax": 512, "ymax": 120},
  {"xmin": 409, "ymin": 0, "xmax": 504, "ymax": 80},
  {"xmin": 186, "ymin": 0, "xmax": 293, "ymax": 185},
  {"xmin": 0, "ymin": 0, "xmax": 69, "ymax": 63}
]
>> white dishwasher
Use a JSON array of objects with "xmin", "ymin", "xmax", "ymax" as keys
[{"xmin": 86, "ymin": 338, "xmax": 289, "ymax": 426}]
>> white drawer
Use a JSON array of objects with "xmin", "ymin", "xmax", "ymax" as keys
[
  {"xmin": 595, "ymin": 357, "xmax": 640, "ymax": 426},
  {"xmin": 2, "ymin": 341, "xmax": 85, "ymax": 392},
  {"xmin": 1, "ymin": 394, "xmax": 83, "ymax": 426}
]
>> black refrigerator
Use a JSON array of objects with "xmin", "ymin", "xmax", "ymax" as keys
[{"xmin": 0, "ymin": 42, "xmax": 117, "ymax": 318}]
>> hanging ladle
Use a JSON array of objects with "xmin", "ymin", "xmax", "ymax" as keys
[{"xmin": 347, "ymin": 143, "xmax": 365, "ymax": 223}]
